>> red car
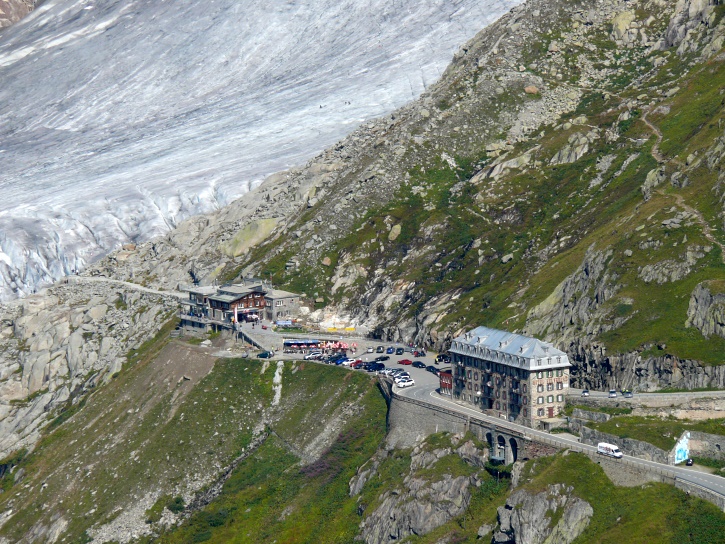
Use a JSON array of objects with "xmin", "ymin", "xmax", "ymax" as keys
[{"xmin": 399, "ymin": 359, "xmax": 413, "ymax": 365}]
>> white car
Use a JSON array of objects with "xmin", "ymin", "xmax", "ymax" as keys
[
  {"xmin": 397, "ymin": 379, "xmax": 415, "ymax": 388},
  {"xmin": 394, "ymin": 375, "xmax": 411, "ymax": 385},
  {"xmin": 304, "ymin": 352, "xmax": 322, "ymax": 360},
  {"xmin": 367, "ymin": 346, "xmax": 374, "ymax": 353}
]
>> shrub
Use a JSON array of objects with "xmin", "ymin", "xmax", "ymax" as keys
[{"xmin": 166, "ymin": 496, "xmax": 185, "ymax": 514}]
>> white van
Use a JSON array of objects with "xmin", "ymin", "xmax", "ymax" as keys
[{"xmin": 597, "ymin": 442, "xmax": 623, "ymax": 458}]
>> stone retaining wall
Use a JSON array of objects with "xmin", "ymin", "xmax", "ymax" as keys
[
  {"xmin": 689, "ymin": 431, "xmax": 725, "ymax": 461},
  {"xmin": 579, "ymin": 426, "xmax": 670, "ymax": 464}
]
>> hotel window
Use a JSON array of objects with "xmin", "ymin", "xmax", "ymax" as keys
[
  {"xmin": 547, "ymin": 395, "xmax": 554, "ymax": 403},
  {"xmin": 523, "ymin": 384, "xmax": 528, "ymax": 393},
  {"xmin": 537, "ymin": 359, "xmax": 542, "ymax": 366},
  {"xmin": 467, "ymin": 370, "xmax": 472, "ymax": 379},
  {"xmin": 537, "ymin": 397, "xmax": 544, "ymax": 404},
  {"xmin": 547, "ymin": 383, "xmax": 554, "ymax": 391},
  {"xmin": 523, "ymin": 397, "xmax": 528, "ymax": 405},
  {"xmin": 496, "ymin": 402, "xmax": 500, "ymax": 410},
  {"xmin": 537, "ymin": 384, "xmax": 544, "ymax": 393},
  {"xmin": 556, "ymin": 382, "xmax": 563, "ymax": 390},
  {"xmin": 502, "ymin": 391, "xmax": 507, "ymax": 400},
  {"xmin": 556, "ymin": 369, "xmax": 563, "ymax": 377},
  {"xmin": 537, "ymin": 372, "xmax": 544, "ymax": 379},
  {"xmin": 474, "ymin": 372, "xmax": 478, "ymax": 380},
  {"xmin": 537, "ymin": 408, "xmax": 545, "ymax": 417},
  {"xmin": 523, "ymin": 408, "xmax": 528, "ymax": 417},
  {"xmin": 547, "ymin": 370, "xmax": 553, "ymax": 378},
  {"xmin": 557, "ymin": 394, "xmax": 564, "ymax": 402}
]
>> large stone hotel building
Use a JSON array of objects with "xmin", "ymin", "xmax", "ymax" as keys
[{"xmin": 449, "ymin": 326, "xmax": 571, "ymax": 428}]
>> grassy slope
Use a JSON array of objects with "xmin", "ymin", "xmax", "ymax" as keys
[
  {"xmin": 153, "ymin": 431, "xmax": 725, "ymax": 544},
  {"xmin": 520, "ymin": 453, "xmax": 725, "ymax": 544},
  {"xmin": 154, "ymin": 372, "xmax": 387, "ymax": 544},
  {"xmin": 588, "ymin": 416, "xmax": 725, "ymax": 451},
  {"xmin": 0, "ymin": 342, "xmax": 382, "ymax": 543}
]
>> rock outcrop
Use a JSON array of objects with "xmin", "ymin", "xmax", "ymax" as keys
[
  {"xmin": 0, "ymin": 281, "xmax": 178, "ymax": 456},
  {"xmin": 493, "ymin": 484, "xmax": 593, "ymax": 544},
  {"xmin": 357, "ymin": 438, "xmax": 487, "ymax": 543},
  {"xmin": 686, "ymin": 282, "xmax": 725, "ymax": 339},
  {"xmin": 0, "ymin": 0, "xmax": 35, "ymax": 28}
]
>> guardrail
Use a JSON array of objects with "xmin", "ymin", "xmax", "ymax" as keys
[{"xmin": 566, "ymin": 390, "xmax": 725, "ymax": 400}]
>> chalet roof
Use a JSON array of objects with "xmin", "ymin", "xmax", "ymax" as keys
[
  {"xmin": 265, "ymin": 288, "xmax": 298, "ymax": 299},
  {"xmin": 207, "ymin": 294, "xmax": 240, "ymax": 304},
  {"xmin": 449, "ymin": 326, "xmax": 570, "ymax": 371},
  {"xmin": 217, "ymin": 284, "xmax": 265, "ymax": 297}
]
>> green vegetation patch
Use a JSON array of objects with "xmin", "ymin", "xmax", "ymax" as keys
[
  {"xmin": 520, "ymin": 452, "xmax": 725, "ymax": 543},
  {"xmin": 157, "ymin": 376, "xmax": 387, "ymax": 544},
  {"xmin": 589, "ymin": 416, "xmax": 725, "ymax": 451}
]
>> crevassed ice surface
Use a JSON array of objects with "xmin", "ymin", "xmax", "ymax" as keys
[{"xmin": 0, "ymin": 0, "xmax": 521, "ymax": 300}]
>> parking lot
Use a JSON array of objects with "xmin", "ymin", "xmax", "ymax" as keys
[{"xmin": 294, "ymin": 342, "xmax": 449, "ymax": 390}]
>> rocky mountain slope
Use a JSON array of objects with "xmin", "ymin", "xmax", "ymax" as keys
[
  {"xmin": 84, "ymin": 0, "xmax": 725, "ymax": 392},
  {"xmin": 0, "ymin": 0, "xmax": 35, "ymax": 28}
]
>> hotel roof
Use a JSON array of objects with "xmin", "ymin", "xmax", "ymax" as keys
[{"xmin": 449, "ymin": 326, "xmax": 570, "ymax": 370}]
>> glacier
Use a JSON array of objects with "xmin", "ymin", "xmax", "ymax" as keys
[{"xmin": 0, "ymin": 0, "xmax": 521, "ymax": 301}]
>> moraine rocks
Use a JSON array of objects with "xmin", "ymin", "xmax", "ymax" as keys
[
  {"xmin": 492, "ymin": 484, "xmax": 593, "ymax": 544},
  {"xmin": 0, "ymin": 282, "xmax": 178, "ymax": 456}
]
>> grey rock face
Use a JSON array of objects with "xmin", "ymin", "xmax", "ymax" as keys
[
  {"xmin": 493, "ymin": 484, "xmax": 593, "ymax": 544},
  {"xmin": 0, "ymin": 0, "xmax": 35, "ymax": 28},
  {"xmin": 0, "ymin": 282, "xmax": 178, "ymax": 456},
  {"xmin": 525, "ymin": 245, "xmax": 619, "ymax": 340},
  {"xmin": 638, "ymin": 245, "xmax": 707, "ymax": 284},
  {"xmin": 686, "ymin": 283, "xmax": 725, "ymax": 339},
  {"xmin": 359, "ymin": 440, "xmax": 487, "ymax": 543}
]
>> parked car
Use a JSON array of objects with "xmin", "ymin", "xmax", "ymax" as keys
[
  {"xmin": 397, "ymin": 379, "xmax": 415, "ymax": 388},
  {"xmin": 351, "ymin": 361, "xmax": 365, "ymax": 369},
  {"xmin": 375, "ymin": 355, "xmax": 390, "ymax": 362},
  {"xmin": 435, "ymin": 354, "xmax": 450, "ymax": 364},
  {"xmin": 413, "ymin": 350, "xmax": 426, "ymax": 357},
  {"xmin": 395, "ymin": 347, "xmax": 405, "ymax": 355},
  {"xmin": 367, "ymin": 346, "xmax": 374, "ymax": 353},
  {"xmin": 412, "ymin": 361, "xmax": 426, "ymax": 369},
  {"xmin": 261, "ymin": 325, "xmax": 268, "ymax": 330},
  {"xmin": 608, "ymin": 389, "xmax": 617, "ymax": 398},
  {"xmin": 623, "ymin": 390, "xmax": 633, "ymax": 398},
  {"xmin": 376, "ymin": 346, "xmax": 385, "ymax": 353},
  {"xmin": 257, "ymin": 351, "xmax": 273, "ymax": 359},
  {"xmin": 399, "ymin": 359, "xmax": 413, "ymax": 365},
  {"xmin": 686, "ymin": 458, "xmax": 694, "ymax": 466},
  {"xmin": 386, "ymin": 346, "xmax": 395, "ymax": 354},
  {"xmin": 581, "ymin": 389, "xmax": 590, "ymax": 397},
  {"xmin": 304, "ymin": 351, "xmax": 322, "ymax": 360}
]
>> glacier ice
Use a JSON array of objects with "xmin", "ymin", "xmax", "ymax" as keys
[{"xmin": 0, "ymin": 0, "xmax": 521, "ymax": 300}]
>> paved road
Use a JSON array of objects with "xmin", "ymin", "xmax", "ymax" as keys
[
  {"xmin": 568, "ymin": 387, "xmax": 725, "ymax": 400},
  {"xmin": 395, "ymin": 380, "xmax": 725, "ymax": 499},
  {"xmin": 65, "ymin": 275, "xmax": 187, "ymax": 300}
]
